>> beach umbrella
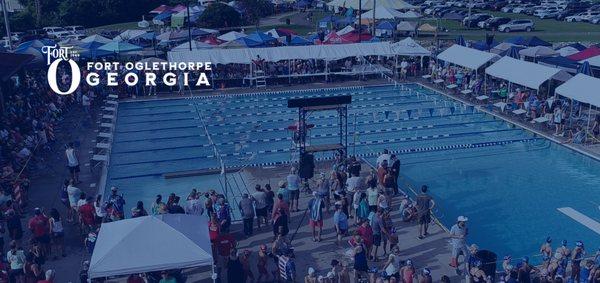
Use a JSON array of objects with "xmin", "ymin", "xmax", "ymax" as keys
[
  {"xmin": 577, "ymin": 61, "xmax": 592, "ymax": 76},
  {"xmin": 456, "ymin": 35, "xmax": 466, "ymax": 46},
  {"xmin": 98, "ymin": 41, "xmax": 142, "ymax": 53}
]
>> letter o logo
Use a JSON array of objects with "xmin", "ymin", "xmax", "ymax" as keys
[{"xmin": 47, "ymin": 58, "xmax": 81, "ymax": 96}]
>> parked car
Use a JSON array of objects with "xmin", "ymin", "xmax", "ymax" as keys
[
  {"xmin": 483, "ymin": 17, "xmax": 512, "ymax": 30},
  {"xmin": 536, "ymin": 7, "xmax": 560, "ymax": 18},
  {"xmin": 581, "ymin": 10, "xmax": 600, "ymax": 22},
  {"xmin": 590, "ymin": 15, "xmax": 600, "ymax": 24},
  {"xmin": 43, "ymin": 27, "xmax": 71, "ymax": 39},
  {"xmin": 501, "ymin": 5, "xmax": 518, "ymax": 12},
  {"xmin": 491, "ymin": 1, "xmax": 509, "ymax": 10},
  {"xmin": 463, "ymin": 13, "xmax": 492, "ymax": 27},
  {"xmin": 64, "ymin": 25, "xmax": 86, "ymax": 35},
  {"xmin": 565, "ymin": 11, "xmax": 587, "ymax": 21},
  {"xmin": 513, "ymin": 4, "xmax": 536, "ymax": 13},
  {"xmin": 498, "ymin": 19, "xmax": 535, "ymax": 32}
]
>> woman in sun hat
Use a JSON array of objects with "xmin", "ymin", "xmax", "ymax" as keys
[{"xmin": 449, "ymin": 215, "xmax": 469, "ymax": 269}]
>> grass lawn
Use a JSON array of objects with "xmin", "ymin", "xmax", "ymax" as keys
[{"xmin": 87, "ymin": 22, "xmax": 139, "ymax": 34}]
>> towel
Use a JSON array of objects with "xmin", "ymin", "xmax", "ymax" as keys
[{"xmin": 310, "ymin": 198, "xmax": 322, "ymax": 221}]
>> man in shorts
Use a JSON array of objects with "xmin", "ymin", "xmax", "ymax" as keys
[
  {"xmin": 65, "ymin": 142, "xmax": 80, "ymax": 184},
  {"xmin": 416, "ymin": 185, "xmax": 435, "ymax": 239},
  {"xmin": 286, "ymin": 168, "xmax": 301, "ymax": 212},
  {"xmin": 449, "ymin": 216, "xmax": 469, "ymax": 269},
  {"xmin": 308, "ymin": 192, "xmax": 324, "ymax": 242},
  {"xmin": 27, "ymin": 208, "xmax": 50, "ymax": 256},
  {"xmin": 371, "ymin": 208, "xmax": 388, "ymax": 261}
]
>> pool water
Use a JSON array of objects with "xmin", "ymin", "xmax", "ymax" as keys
[{"xmin": 106, "ymin": 84, "xmax": 600, "ymax": 262}]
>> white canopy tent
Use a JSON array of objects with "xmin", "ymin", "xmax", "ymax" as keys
[
  {"xmin": 171, "ymin": 40, "xmax": 213, "ymax": 51},
  {"xmin": 344, "ymin": 0, "xmax": 417, "ymax": 10},
  {"xmin": 436, "ymin": 44, "xmax": 499, "ymax": 70},
  {"xmin": 113, "ymin": 30, "xmax": 148, "ymax": 42},
  {"xmin": 390, "ymin": 37, "xmax": 431, "ymax": 57},
  {"xmin": 398, "ymin": 11, "xmax": 422, "ymax": 19},
  {"xmin": 218, "ymin": 31, "xmax": 247, "ymax": 42},
  {"xmin": 485, "ymin": 56, "xmax": 571, "ymax": 91},
  {"xmin": 359, "ymin": 7, "xmax": 404, "ymax": 20},
  {"xmin": 557, "ymin": 46, "xmax": 580, "ymax": 57},
  {"xmin": 89, "ymin": 214, "xmax": 213, "ymax": 279},
  {"xmin": 555, "ymin": 74, "xmax": 600, "ymax": 107},
  {"xmin": 168, "ymin": 42, "xmax": 398, "ymax": 64},
  {"xmin": 490, "ymin": 42, "xmax": 518, "ymax": 55},
  {"xmin": 519, "ymin": 46, "xmax": 558, "ymax": 59},
  {"xmin": 396, "ymin": 21, "xmax": 417, "ymax": 32},
  {"xmin": 582, "ymin": 55, "xmax": 600, "ymax": 68}
]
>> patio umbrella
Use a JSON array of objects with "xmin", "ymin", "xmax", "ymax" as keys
[
  {"xmin": 456, "ymin": 35, "xmax": 466, "ymax": 46},
  {"xmin": 577, "ymin": 61, "xmax": 592, "ymax": 76},
  {"xmin": 98, "ymin": 41, "xmax": 143, "ymax": 53}
]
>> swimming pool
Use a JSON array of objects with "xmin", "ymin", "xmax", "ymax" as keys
[{"xmin": 106, "ymin": 84, "xmax": 600, "ymax": 262}]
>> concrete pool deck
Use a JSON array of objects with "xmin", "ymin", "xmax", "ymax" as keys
[{"xmin": 218, "ymin": 161, "xmax": 462, "ymax": 282}]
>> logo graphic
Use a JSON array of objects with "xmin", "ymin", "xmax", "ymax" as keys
[{"xmin": 42, "ymin": 45, "xmax": 81, "ymax": 96}]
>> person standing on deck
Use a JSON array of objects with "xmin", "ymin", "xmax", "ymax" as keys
[
  {"xmin": 308, "ymin": 192, "xmax": 324, "ymax": 242},
  {"xmin": 376, "ymin": 149, "xmax": 391, "ymax": 168},
  {"xmin": 389, "ymin": 154, "xmax": 400, "ymax": 195},
  {"xmin": 449, "ymin": 216, "xmax": 469, "ymax": 269},
  {"xmin": 416, "ymin": 185, "xmax": 435, "ymax": 240},
  {"xmin": 287, "ymin": 168, "xmax": 301, "ymax": 212},
  {"xmin": 65, "ymin": 142, "xmax": 80, "ymax": 184},
  {"xmin": 238, "ymin": 194, "xmax": 255, "ymax": 237},
  {"xmin": 252, "ymin": 185, "xmax": 268, "ymax": 230}
]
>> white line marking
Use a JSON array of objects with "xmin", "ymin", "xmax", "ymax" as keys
[{"xmin": 557, "ymin": 207, "xmax": 600, "ymax": 235}]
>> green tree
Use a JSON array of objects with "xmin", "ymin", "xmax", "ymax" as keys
[
  {"xmin": 238, "ymin": 0, "xmax": 274, "ymax": 25},
  {"xmin": 197, "ymin": 3, "xmax": 241, "ymax": 28}
]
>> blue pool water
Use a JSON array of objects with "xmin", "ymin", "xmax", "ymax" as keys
[{"xmin": 106, "ymin": 84, "xmax": 600, "ymax": 263}]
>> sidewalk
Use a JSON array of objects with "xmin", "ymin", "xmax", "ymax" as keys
[{"xmin": 23, "ymin": 100, "xmax": 104, "ymax": 282}]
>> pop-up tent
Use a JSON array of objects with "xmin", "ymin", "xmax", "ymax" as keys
[
  {"xmin": 89, "ymin": 214, "xmax": 213, "ymax": 279},
  {"xmin": 437, "ymin": 44, "xmax": 499, "ymax": 70},
  {"xmin": 485, "ymin": 56, "xmax": 571, "ymax": 91},
  {"xmin": 555, "ymin": 74, "xmax": 600, "ymax": 107}
]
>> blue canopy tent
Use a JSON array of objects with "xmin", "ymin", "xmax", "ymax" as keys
[
  {"xmin": 236, "ymin": 37, "xmax": 262, "ymax": 47},
  {"xmin": 566, "ymin": 43, "xmax": 586, "ymax": 51},
  {"xmin": 577, "ymin": 61, "xmax": 592, "ymax": 76},
  {"xmin": 98, "ymin": 41, "xmax": 143, "ymax": 53},
  {"xmin": 376, "ymin": 21, "xmax": 395, "ymax": 31},
  {"xmin": 288, "ymin": 35, "xmax": 313, "ymax": 46},
  {"xmin": 470, "ymin": 40, "xmax": 499, "ymax": 51},
  {"xmin": 14, "ymin": 39, "xmax": 56, "ymax": 66},
  {"xmin": 538, "ymin": 56, "xmax": 579, "ymax": 73},
  {"xmin": 153, "ymin": 11, "xmax": 174, "ymax": 22},
  {"xmin": 79, "ymin": 41, "xmax": 114, "ymax": 59},
  {"xmin": 504, "ymin": 36, "xmax": 526, "ymax": 46},
  {"xmin": 500, "ymin": 46, "xmax": 524, "ymax": 58},
  {"xmin": 455, "ymin": 35, "xmax": 466, "ymax": 46},
  {"xmin": 319, "ymin": 15, "xmax": 339, "ymax": 28},
  {"xmin": 246, "ymin": 32, "xmax": 278, "ymax": 46},
  {"xmin": 523, "ymin": 36, "xmax": 551, "ymax": 47},
  {"xmin": 368, "ymin": 37, "xmax": 381, "ymax": 42}
]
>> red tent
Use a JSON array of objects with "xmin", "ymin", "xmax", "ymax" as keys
[
  {"xmin": 340, "ymin": 32, "xmax": 373, "ymax": 43},
  {"xmin": 567, "ymin": 46, "xmax": 600, "ymax": 61},
  {"xmin": 203, "ymin": 36, "xmax": 224, "ymax": 45},
  {"xmin": 171, "ymin": 4, "xmax": 187, "ymax": 12},
  {"xmin": 150, "ymin": 5, "xmax": 172, "ymax": 14}
]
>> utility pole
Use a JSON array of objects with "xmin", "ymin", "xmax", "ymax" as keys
[
  {"xmin": 468, "ymin": 0, "xmax": 472, "ymax": 18},
  {"xmin": 187, "ymin": 1, "xmax": 192, "ymax": 51},
  {"xmin": 357, "ymin": 0, "xmax": 362, "ymax": 42},
  {"xmin": 371, "ymin": 0, "xmax": 376, "ymax": 35},
  {"xmin": 1, "ymin": 0, "xmax": 13, "ymax": 51}
]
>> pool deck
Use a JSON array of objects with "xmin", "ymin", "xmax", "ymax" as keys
[{"xmin": 213, "ymin": 161, "xmax": 462, "ymax": 282}]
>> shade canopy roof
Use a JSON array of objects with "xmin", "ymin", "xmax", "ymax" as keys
[
  {"xmin": 437, "ymin": 44, "xmax": 499, "ymax": 70},
  {"xmin": 485, "ymin": 56, "xmax": 571, "ymax": 90},
  {"xmin": 555, "ymin": 74, "xmax": 600, "ymax": 107},
  {"xmin": 89, "ymin": 214, "xmax": 213, "ymax": 279}
]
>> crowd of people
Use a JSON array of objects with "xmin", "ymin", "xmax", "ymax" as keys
[{"xmin": 428, "ymin": 62, "xmax": 600, "ymax": 145}]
